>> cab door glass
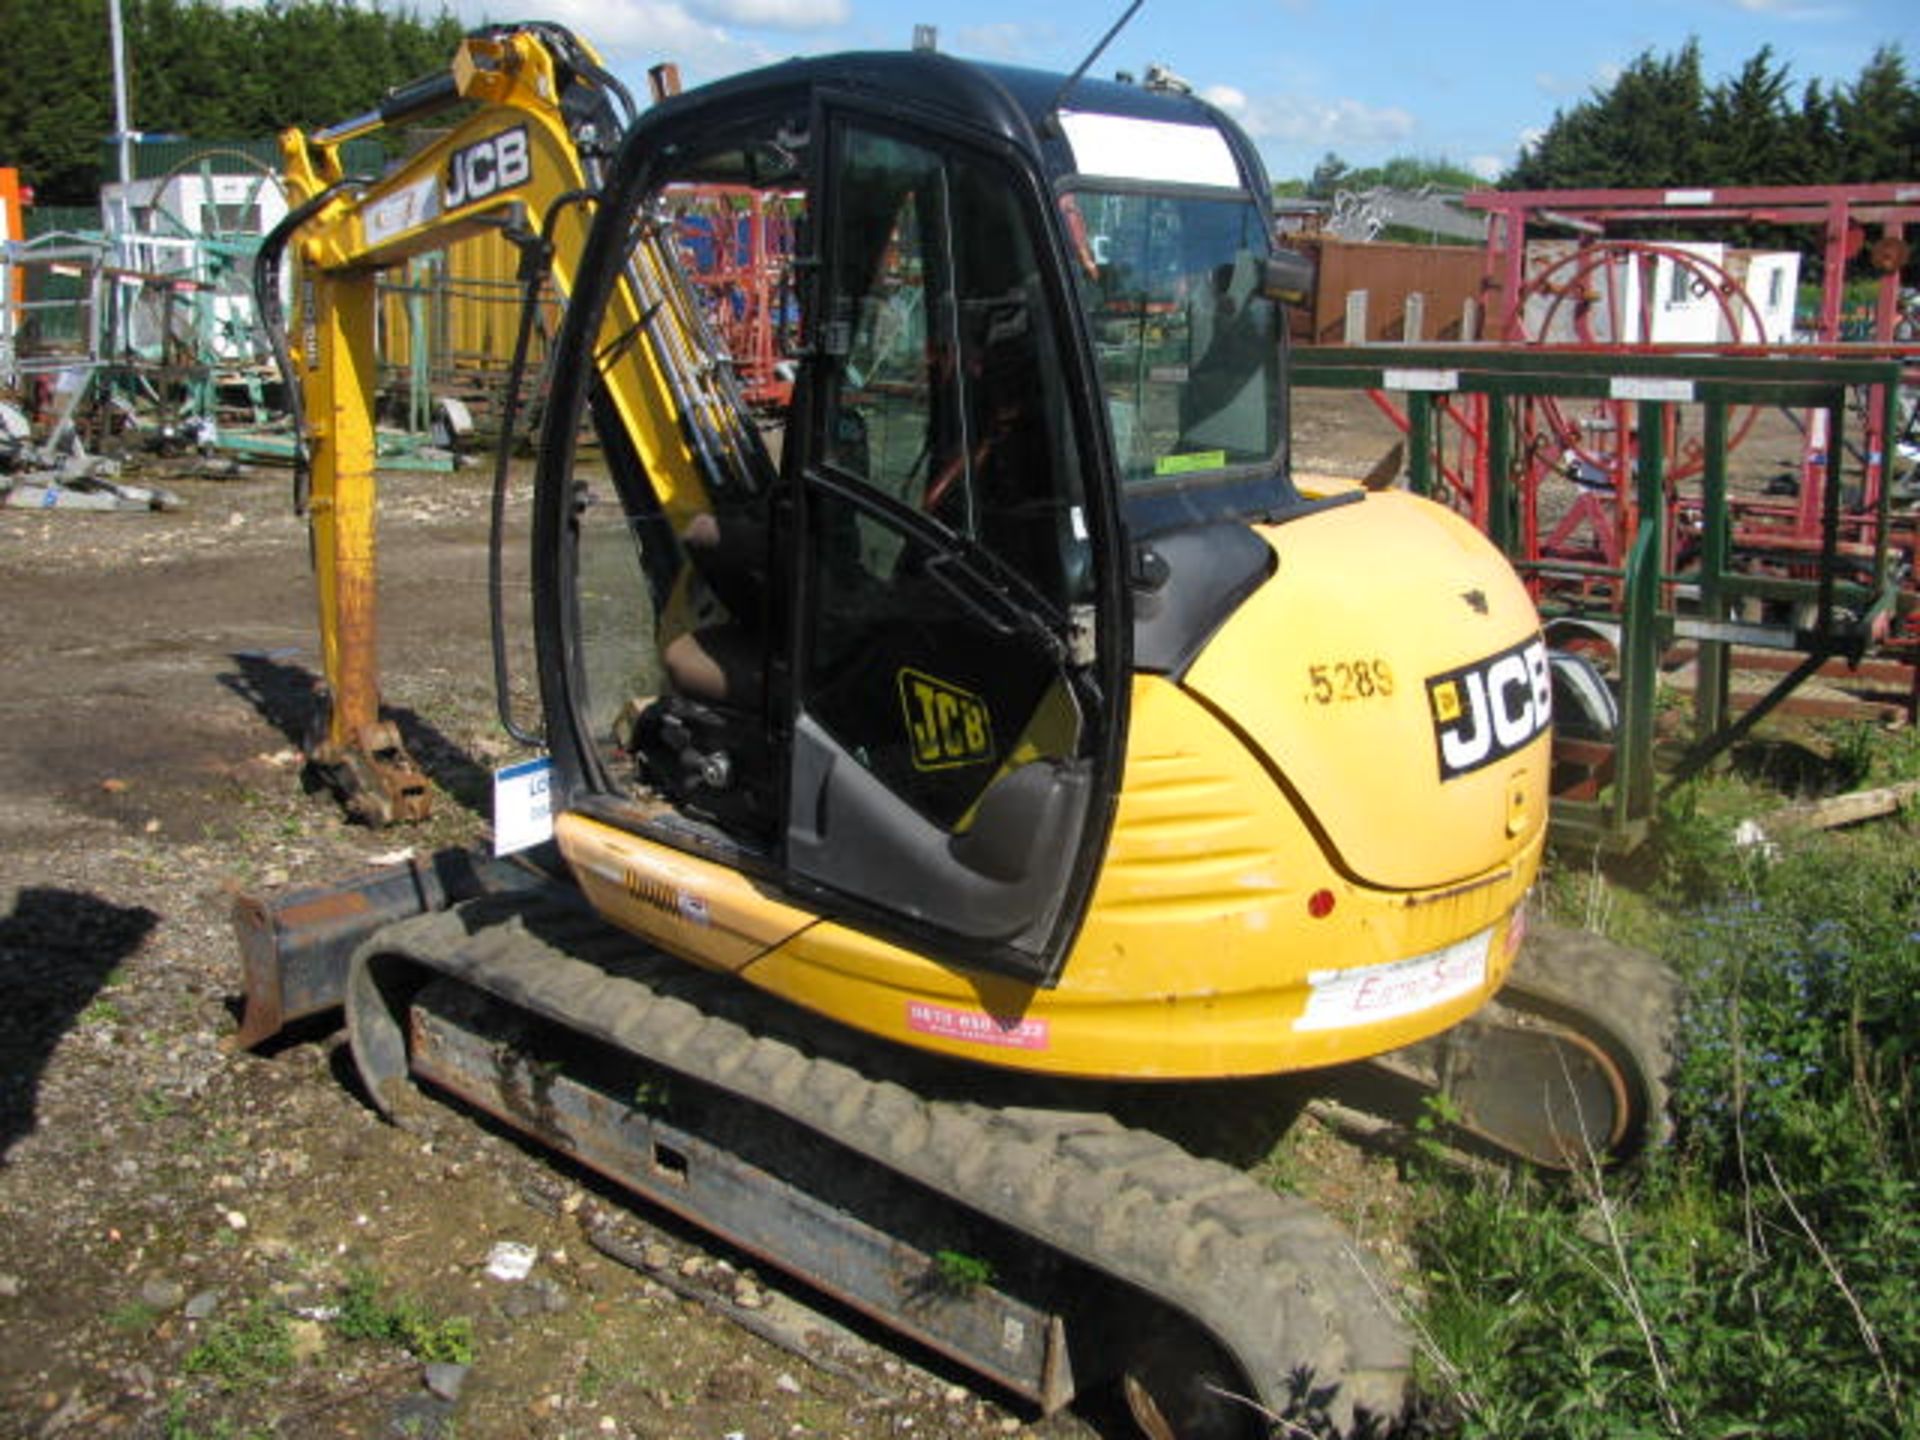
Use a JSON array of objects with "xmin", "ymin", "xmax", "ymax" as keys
[{"xmin": 805, "ymin": 123, "xmax": 1088, "ymax": 830}]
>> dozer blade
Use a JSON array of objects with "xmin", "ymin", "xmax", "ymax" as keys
[{"xmin": 230, "ymin": 847, "xmax": 557, "ymax": 1049}]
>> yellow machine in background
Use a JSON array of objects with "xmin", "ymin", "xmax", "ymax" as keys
[{"xmin": 247, "ymin": 25, "xmax": 1674, "ymax": 1438}]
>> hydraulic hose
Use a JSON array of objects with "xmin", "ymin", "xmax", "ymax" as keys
[{"xmin": 252, "ymin": 178, "xmax": 360, "ymax": 517}]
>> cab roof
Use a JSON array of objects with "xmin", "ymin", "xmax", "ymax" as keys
[{"xmin": 641, "ymin": 49, "xmax": 1268, "ymax": 198}]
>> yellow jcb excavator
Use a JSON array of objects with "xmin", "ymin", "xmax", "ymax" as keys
[{"xmin": 237, "ymin": 23, "xmax": 1676, "ymax": 1437}]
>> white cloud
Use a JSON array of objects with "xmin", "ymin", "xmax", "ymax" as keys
[
  {"xmin": 1213, "ymin": 92, "xmax": 1415, "ymax": 148},
  {"xmin": 689, "ymin": 0, "xmax": 849, "ymax": 32},
  {"xmin": 1468, "ymin": 154, "xmax": 1504, "ymax": 180},
  {"xmin": 950, "ymin": 21, "xmax": 1057, "ymax": 63},
  {"xmin": 1731, "ymin": 0, "xmax": 1846, "ymax": 15},
  {"xmin": 425, "ymin": 0, "xmax": 784, "ymax": 83}
]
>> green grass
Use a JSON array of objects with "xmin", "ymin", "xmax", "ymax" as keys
[
  {"xmin": 335, "ymin": 1268, "xmax": 475, "ymax": 1364},
  {"xmin": 181, "ymin": 1300, "xmax": 295, "ymax": 1391},
  {"xmin": 929, "ymin": 1249, "xmax": 995, "ymax": 1295},
  {"xmin": 1409, "ymin": 727, "xmax": 1920, "ymax": 1438},
  {"xmin": 108, "ymin": 1299, "xmax": 162, "ymax": 1334}
]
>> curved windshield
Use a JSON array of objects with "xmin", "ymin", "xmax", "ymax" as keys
[{"xmin": 1062, "ymin": 188, "xmax": 1282, "ymax": 488}]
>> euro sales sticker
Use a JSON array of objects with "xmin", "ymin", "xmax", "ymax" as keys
[
  {"xmin": 1292, "ymin": 928, "xmax": 1492, "ymax": 1032},
  {"xmin": 492, "ymin": 756, "xmax": 554, "ymax": 856}
]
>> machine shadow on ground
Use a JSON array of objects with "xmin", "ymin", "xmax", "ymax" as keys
[{"xmin": 0, "ymin": 888, "xmax": 160, "ymax": 1162}]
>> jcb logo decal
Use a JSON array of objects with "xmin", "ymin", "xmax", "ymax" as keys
[
  {"xmin": 899, "ymin": 668, "xmax": 993, "ymax": 771},
  {"xmin": 1427, "ymin": 636, "xmax": 1551, "ymax": 779},
  {"xmin": 445, "ymin": 126, "xmax": 530, "ymax": 209}
]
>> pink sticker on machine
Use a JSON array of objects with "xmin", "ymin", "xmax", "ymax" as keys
[{"xmin": 907, "ymin": 1001, "xmax": 1050, "ymax": 1051}]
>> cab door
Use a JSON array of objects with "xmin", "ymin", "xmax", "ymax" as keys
[{"xmin": 781, "ymin": 109, "xmax": 1123, "ymax": 981}]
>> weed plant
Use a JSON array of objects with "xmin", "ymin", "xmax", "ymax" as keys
[
  {"xmin": 180, "ymin": 1300, "xmax": 295, "ymax": 1391},
  {"xmin": 335, "ymin": 1268, "xmax": 475, "ymax": 1364},
  {"xmin": 1410, "ymin": 750, "xmax": 1919, "ymax": 1438}
]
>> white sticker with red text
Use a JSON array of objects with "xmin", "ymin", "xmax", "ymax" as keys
[
  {"xmin": 1292, "ymin": 928, "xmax": 1491, "ymax": 1032},
  {"xmin": 907, "ymin": 1001, "xmax": 1050, "ymax": 1051}
]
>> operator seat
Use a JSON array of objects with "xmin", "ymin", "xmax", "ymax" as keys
[{"xmin": 661, "ymin": 506, "xmax": 769, "ymax": 711}]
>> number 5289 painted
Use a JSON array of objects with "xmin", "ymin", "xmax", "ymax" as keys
[{"xmin": 1304, "ymin": 659, "xmax": 1395, "ymax": 706}]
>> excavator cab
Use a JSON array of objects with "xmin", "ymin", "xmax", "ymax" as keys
[{"xmin": 534, "ymin": 57, "xmax": 1288, "ymax": 982}]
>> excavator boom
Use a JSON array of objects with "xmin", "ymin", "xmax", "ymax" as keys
[{"xmin": 260, "ymin": 25, "xmax": 641, "ymax": 822}]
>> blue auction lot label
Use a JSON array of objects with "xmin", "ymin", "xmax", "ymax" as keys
[{"xmin": 492, "ymin": 755, "xmax": 553, "ymax": 856}]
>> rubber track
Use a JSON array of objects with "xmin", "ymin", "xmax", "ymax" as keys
[
  {"xmin": 1496, "ymin": 921, "xmax": 1679, "ymax": 1155},
  {"xmin": 354, "ymin": 895, "xmax": 1410, "ymax": 1430}
]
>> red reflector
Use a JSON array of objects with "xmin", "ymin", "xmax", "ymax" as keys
[{"xmin": 1308, "ymin": 889, "xmax": 1336, "ymax": 919}]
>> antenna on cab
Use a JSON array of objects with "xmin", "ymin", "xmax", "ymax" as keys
[{"xmin": 1046, "ymin": 0, "xmax": 1147, "ymax": 124}]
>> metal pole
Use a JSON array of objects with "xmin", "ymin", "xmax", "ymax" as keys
[
  {"xmin": 1696, "ymin": 399, "xmax": 1730, "ymax": 739},
  {"xmin": 108, "ymin": 0, "xmax": 134, "ymax": 209}
]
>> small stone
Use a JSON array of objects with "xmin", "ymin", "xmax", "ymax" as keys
[
  {"xmin": 500, "ymin": 1288, "xmax": 542, "ymax": 1320},
  {"xmin": 775, "ymin": 1372, "xmax": 801, "ymax": 1395},
  {"xmin": 223, "ymin": 1210, "xmax": 247, "ymax": 1231},
  {"xmin": 640, "ymin": 1243, "xmax": 671, "ymax": 1271},
  {"xmin": 423, "ymin": 1361, "xmax": 470, "ymax": 1401},
  {"xmin": 138, "ymin": 1278, "xmax": 185, "ymax": 1311},
  {"xmin": 486, "ymin": 1241, "xmax": 537, "ymax": 1282},
  {"xmin": 676, "ymin": 1256, "xmax": 706, "ymax": 1279},
  {"xmin": 943, "ymin": 1384, "xmax": 968, "ymax": 1403},
  {"xmin": 730, "ymin": 1280, "xmax": 765, "ymax": 1311},
  {"xmin": 42, "ymin": 1391, "xmax": 88, "ymax": 1434},
  {"xmin": 183, "ymin": 1290, "xmax": 219, "ymax": 1321},
  {"xmin": 0, "ymin": 1273, "xmax": 24, "ymax": 1299}
]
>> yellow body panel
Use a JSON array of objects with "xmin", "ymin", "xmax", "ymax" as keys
[
  {"xmin": 561, "ymin": 813, "xmax": 816, "ymax": 973},
  {"xmin": 562, "ymin": 622, "xmax": 1545, "ymax": 1083},
  {"xmin": 736, "ymin": 676, "xmax": 1536, "ymax": 1078},
  {"xmin": 560, "ymin": 489, "xmax": 1551, "ymax": 1080},
  {"xmin": 1187, "ymin": 490, "xmax": 1551, "ymax": 888}
]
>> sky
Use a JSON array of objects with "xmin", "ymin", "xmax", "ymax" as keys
[{"xmin": 413, "ymin": 0, "xmax": 1913, "ymax": 185}]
